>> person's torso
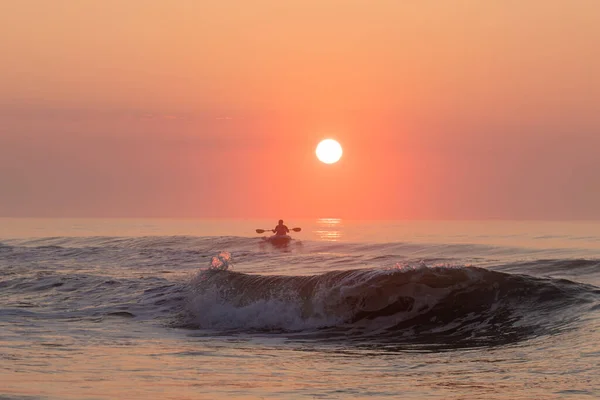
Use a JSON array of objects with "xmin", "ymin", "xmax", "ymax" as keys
[{"xmin": 274, "ymin": 225, "xmax": 288, "ymax": 235}]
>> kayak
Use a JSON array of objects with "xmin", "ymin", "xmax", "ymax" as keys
[{"xmin": 265, "ymin": 235, "xmax": 292, "ymax": 246}]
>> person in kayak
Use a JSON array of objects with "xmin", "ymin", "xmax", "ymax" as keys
[{"xmin": 272, "ymin": 220, "xmax": 290, "ymax": 236}]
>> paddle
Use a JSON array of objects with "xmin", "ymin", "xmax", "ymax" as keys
[{"xmin": 256, "ymin": 228, "xmax": 301, "ymax": 234}]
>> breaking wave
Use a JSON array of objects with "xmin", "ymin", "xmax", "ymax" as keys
[
  {"xmin": 180, "ymin": 263, "xmax": 600, "ymax": 348},
  {"xmin": 3, "ymin": 236, "xmax": 600, "ymax": 349}
]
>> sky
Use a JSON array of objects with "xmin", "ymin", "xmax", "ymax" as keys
[{"xmin": 1, "ymin": 0, "xmax": 599, "ymax": 219}]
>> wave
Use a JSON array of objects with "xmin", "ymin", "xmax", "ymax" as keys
[
  {"xmin": 493, "ymin": 258, "xmax": 600, "ymax": 275},
  {"xmin": 1, "ymin": 235, "xmax": 261, "ymax": 250},
  {"xmin": 3, "ymin": 235, "xmax": 599, "ymax": 269},
  {"xmin": 3, "ymin": 235, "xmax": 600, "ymax": 349},
  {"xmin": 0, "ymin": 271, "xmax": 185, "ymax": 322},
  {"xmin": 3, "ymin": 252, "xmax": 599, "ymax": 349},
  {"xmin": 180, "ymin": 264, "xmax": 600, "ymax": 348}
]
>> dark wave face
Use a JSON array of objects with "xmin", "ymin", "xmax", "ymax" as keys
[{"xmin": 181, "ymin": 265, "xmax": 600, "ymax": 349}]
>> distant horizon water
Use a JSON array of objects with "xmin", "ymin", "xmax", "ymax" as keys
[{"xmin": 2, "ymin": 217, "xmax": 600, "ymax": 256}]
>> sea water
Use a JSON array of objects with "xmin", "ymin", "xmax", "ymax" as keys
[{"xmin": 1, "ymin": 218, "xmax": 599, "ymax": 399}]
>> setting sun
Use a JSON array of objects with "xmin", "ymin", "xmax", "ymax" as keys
[{"xmin": 316, "ymin": 139, "xmax": 343, "ymax": 164}]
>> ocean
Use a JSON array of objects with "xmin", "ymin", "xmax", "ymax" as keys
[{"xmin": 1, "ymin": 218, "xmax": 599, "ymax": 399}]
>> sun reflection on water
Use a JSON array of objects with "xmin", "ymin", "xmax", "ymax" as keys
[{"xmin": 315, "ymin": 218, "xmax": 343, "ymax": 241}]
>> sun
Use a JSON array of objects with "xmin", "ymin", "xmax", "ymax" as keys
[{"xmin": 316, "ymin": 139, "xmax": 343, "ymax": 164}]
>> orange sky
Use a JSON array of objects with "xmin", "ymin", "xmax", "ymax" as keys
[{"xmin": 1, "ymin": 1, "xmax": 599, "ymax": 219}]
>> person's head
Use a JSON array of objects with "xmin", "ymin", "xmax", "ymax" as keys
[{"xmin": 278, "ymin": 219, "xmax": 284, "ymax": 225}]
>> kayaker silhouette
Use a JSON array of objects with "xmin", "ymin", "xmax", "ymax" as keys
[{"xmin": 272, "ymin": 220, "xmax": 290, "ymax": 236}]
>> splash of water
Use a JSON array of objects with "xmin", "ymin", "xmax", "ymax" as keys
[{"xmin": 209, "ymin": 251, "xmax": 233, "ymax": 271}]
